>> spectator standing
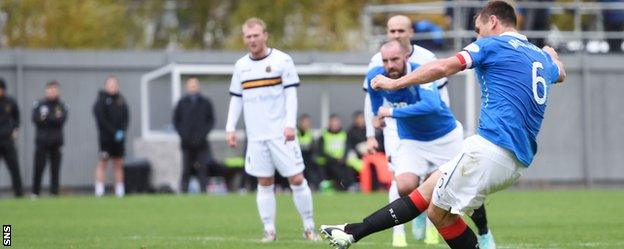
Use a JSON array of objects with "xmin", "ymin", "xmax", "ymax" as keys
[
  {"xmin": 31, "ymin": 80, "xmax": 67, "ymax": 196},
  {"xmin": 93, "ymin": 76, "xmax": 129, "ymax": 197},
  {"xmin": 173, "ymin": 77, "xmax": 215, "ymax": 193},
  {"xmin": 0, "ymin": 78, "xmax": 22, "ymax": 197}
]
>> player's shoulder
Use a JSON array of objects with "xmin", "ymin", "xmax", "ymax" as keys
[
  {"xmin": 408, "ymin": 62, "xmax": 420, "ymax": 71},
  {"xmin": 270, "ymin": 48, "xmax": 294, "ymax": 62},
  {"xmin": 464, "ymin": 36, "xmax": 499, "ymax": 53},
  {"xmin": 368, "ymin": 52, "xmax": 382, "ymax": 67},
  {"xmin": 234, "ymin": 54, "xmax": 250, "ymax": 68},
  {"xmin": 419, "ymin": 82, "xmax": 436, "ymax": 91},
  {"xmin": 271, "ymin": 48, "xmax": 289, "ymax": 57},
  {"xmin": 410, "ymin": 44, "xmax": 436, "ymax": 59},
  {"xmin": 366, "ymin": 65, "xmax": 385, "ymax": 79}
]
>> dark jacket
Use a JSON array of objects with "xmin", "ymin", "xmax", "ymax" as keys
[
  {"xmin": 347, "ymin": 125, "xmax": 367, "ymax": 158},
  {"xmin": 0, "ymin": 95, "xmax": 19, "ymax": 143},
  {"xmin": 32, "ymin": 98, "xmax": 67, "ymax": 146},
  {"xmin": 93, "ymin": 91, "xmax": 129, "ymax": 143},
  {"xmin": 173, "ymin": 94, "xmax": 215, "ymax": 149}
]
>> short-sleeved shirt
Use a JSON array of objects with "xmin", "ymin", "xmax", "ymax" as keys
[
  {"xmin": 456, "ymin": 32, "xmax": 560, "ymax": 167},
  {"xmin": 229, "ymin": 48, "xmax": 300, "ymax": 141}
]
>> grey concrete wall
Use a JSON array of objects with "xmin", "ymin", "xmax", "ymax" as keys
[{"xmin": 0, "ymin": 49, "xmax": 621, "ymax": 191}]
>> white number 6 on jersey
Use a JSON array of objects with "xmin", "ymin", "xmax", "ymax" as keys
[{"xmin": 532, "ymin": 61, "xmax": 547, "ymax": 105}]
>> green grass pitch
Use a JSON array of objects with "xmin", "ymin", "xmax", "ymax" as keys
[{"xmin": 2, "ymin": 189, "xmax": 624, "ymax": 248}]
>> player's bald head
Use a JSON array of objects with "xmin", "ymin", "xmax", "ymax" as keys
[
  {"xmin": 387, "ymin": 15, "xmax": 412, "ymax": 29},
  {"xmin": 380, "ymin": 39, "xmax": 408, "ymax": 79},
  {"xmin": 386, "ymin": 15, "xmax": 414, "ymax": 47},
  {"xmin": 380, "ymin": 39, "xmax": 408, "ymax": 55}
]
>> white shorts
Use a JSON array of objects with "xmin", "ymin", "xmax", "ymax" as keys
[
  {"xmin": 393, "ymin": 123, "xmax": 464, "ymax": 177},
  {"xmin": 432, "ymin": 135, "xmax": 525, "ymax": 215},
  {"xmin": 245, "ymin": 137, "xmax": 305, "ymax": 178}
]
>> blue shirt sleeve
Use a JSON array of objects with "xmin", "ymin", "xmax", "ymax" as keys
[
  {"xmin": 543, "ymin": 51, "xmax": 560, "ymax": 84},
  {"xmin": 366, "ymin": 67, "xmax": 385, "ymax": 115},
  {"xmin": 392, "ymin": 83, "xmax": 441, "ymax": 118},
  {"xmin": 462, "ymin": 38, "xmax": 493, "ymax": 69}
]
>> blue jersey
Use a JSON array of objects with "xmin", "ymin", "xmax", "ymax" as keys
[
  {"xmin": 457, "ymin": 32, "xmax": 560, "ymax": 167},
  {"xmin": 366, "ymin": 62, "xmax": 457, "ymax": 141}
]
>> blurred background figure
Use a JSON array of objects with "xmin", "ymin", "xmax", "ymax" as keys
[
  {"xmin": 93, "ymin": 76, "xmax": 129, "ymax": 197},
  {"xmin": 298, "ymin": 114, "xmax": 321, "ymax": 191},
  {"xmin": 412, "ymin": 19, "xmax": 445, "ymax": 51},
  {"xmin": 517, "ymin": 0, "xmax": 553, "ymax": 48},
  {"xmin": 346, "ymin": 111, "xmax": 367, "ymax": 190},
  {"xmin": 359, "ymin": 116, "xmax": 393, "ymax": 193},
  {"xmin": 0, "ymin": 78, "xmax": 23, "ymax": 197},
  {"xmin": 173, "ymin": 77, "xmax": 215, "ymax": 193},
  {"xmin": 601, "ymin": 0, "xmax": 624, "ymax": 52},
  {"xmin": 318, "ymin": 114, "xmax": 355, "ymax": 192},
  {"xmin": 31, "ymin": 80, "xmax": 67, "ymax": 197},
  {"xmin": 445, "ymin": 0, "xmax": 483, "ymax": 47}
]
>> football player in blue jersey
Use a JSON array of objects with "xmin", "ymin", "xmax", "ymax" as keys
[
  {"xmin": 320, "ymin": 1, "xmax": 566, "ymax": 249},
  {"xmin": 366, "ymin": 39, "xmax": 496, "ymax": 248}
]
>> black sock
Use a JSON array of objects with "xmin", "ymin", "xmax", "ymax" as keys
[
  {"xmin": 470, "ymin": 204, "xmax": 489, "ymax": 235},
  {"xmin": 444, "ymin": 227, "xmax": 480, "ymax": 249},
  {"xmin": 345, "ymin": 196, "xmax": 421, "ymax": 242}
]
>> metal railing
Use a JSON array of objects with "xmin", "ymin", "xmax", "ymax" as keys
[{"xmin": 361, "ymin": 0, "xmax": 624, "ymax": 51}]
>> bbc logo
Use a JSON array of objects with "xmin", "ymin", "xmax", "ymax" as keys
[{"xmin": 2, "ymin": 225, "xmax": 10, "ymax": 247}]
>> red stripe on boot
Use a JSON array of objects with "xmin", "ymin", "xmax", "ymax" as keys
[
  {"xmin": 408, "ymin": 190, "xmax": 429, "ymax": 212},
  {"xmin": 439, "ymin": 218, "xmax": 468, "ymax": 240}
]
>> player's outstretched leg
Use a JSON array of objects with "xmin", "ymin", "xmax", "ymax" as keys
[
  {"xmin": 428, "ymin": 205, "xmax": 479, "ymax": 249},
  {"xmin": 319, "ymin": 170, "xmax": 440, "ymax": 248},
  {"xmin": 388, "ymin": 180, "xmax": 407, "ymax": 247},
  {"xmin": 257, "ymin": 177, "xmax": 277, "ymax": 242},
  {"xmin": 288, "ymin": 174, "xmax": 318, "ymax": 241},
  {"xmin": 470, "ymin": 204, "xmax": 496, "ymax": 249},
  {"xmin": 320, "ymin": 189, "xmax": 430, "ymax": 248}
]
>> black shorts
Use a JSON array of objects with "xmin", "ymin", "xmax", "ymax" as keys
[{"xmin": 99, "ymin": 141, "xmax": 125, "ymax": 159}]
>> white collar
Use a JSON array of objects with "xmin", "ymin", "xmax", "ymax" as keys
[{"xmin": 500, "ymin": 31, "xmax": 527, "ymax": 41}]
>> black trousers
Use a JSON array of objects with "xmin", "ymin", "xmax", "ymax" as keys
[
  {"xmin": 32, "ymin": 144, "xmax": 62, "ymax": 195},
  {"xmin": 302, "ymin": 155, "xmax": 322, "ymax": 190},
  {"xmin": 180, "ymin": 146, "xmax": 209, "ymax": 193},
  {"xmin": 0, "ymin": 141, "xmax": 23, "ymax": 197},
  {"xmin": 323, "ymin": 157, "xmax": 355, "ymax": 191}
]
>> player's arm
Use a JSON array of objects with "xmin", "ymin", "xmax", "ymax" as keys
[
  {"xmin": 362, "ymin": 67, "xmax": 375, "ymax": 139},
  {"xmin": 372, "ymin": 55, "xmax": 464, "ymax": 90},
  {"xmin": 225, "ymin": 96, "xmax": 242, "ymax": 148},
  {"xmin": 543, "ymin": 46, "xmax": 566, "ymax": 83},
  {"xmin": 363, "ymin": 95, "xmax": 375, "ymax": 138},
  {"xmin": 282, "ymin": 56, "xmax": 300, "ymax": 142},
  {"xmin": 384, "ymin": 84, "xmax": 442, "ymax": 118},
  {"xmin": 363, "ymin": 95, "xmax": 380, "ymax": 154},
  {"xmin": 283, "ymin": 87, "xmax": 298, "ymax": 141},
  {"xmin": 363, "ymin": 58, "xmax": 382, "ymax": 153},
  {"xmin": 226, "ymin": 66, "xmax": 244, "ymax": 148}
]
